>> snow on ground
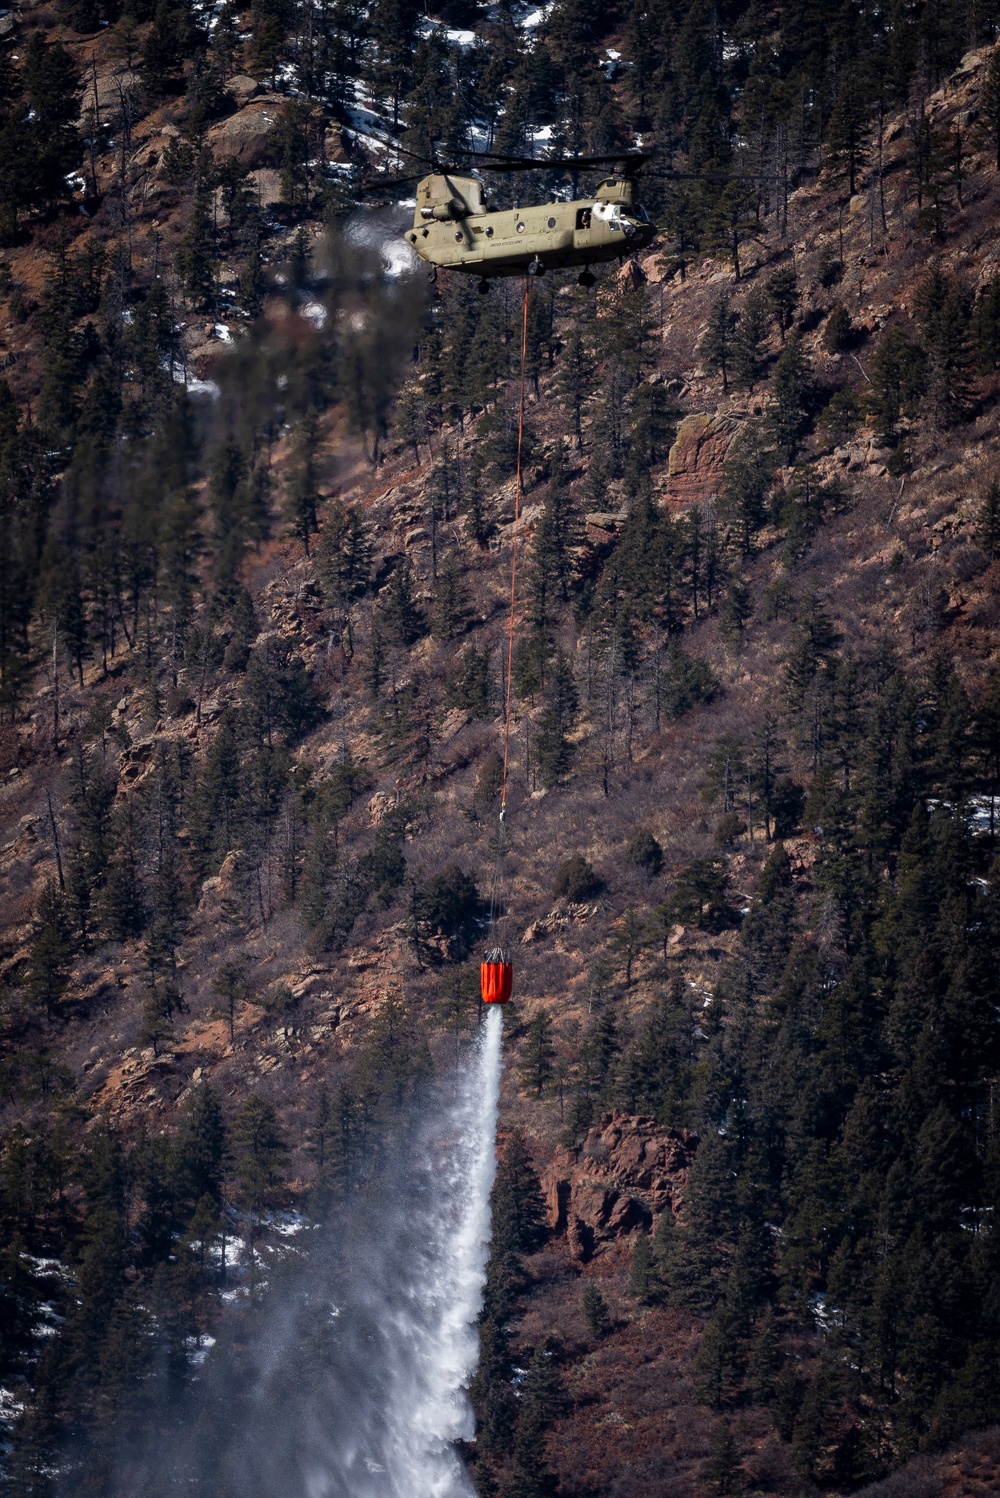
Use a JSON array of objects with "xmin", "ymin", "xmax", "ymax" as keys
[
  {"xmin": 174, "ymin": 370, "xmax": 222, "ymax": 399},
  {"xmin": 186, "ymin": 1333, "xmax": 216, "ymax": 1369},
  {"xmin": 20, "ymin": 1255, "xmax": 69, "ymax": 1279},
  {"xmin": 263, "ymin": 1210, "xmax": 316, "ymax": 1237},
  {"xmin": 0, "ymin": 1387, "xmax": 25, "ymax": 1422},
  {"xmin": 418, "ymin": 16, "xmax": 478, "ymax": 47},
  {"xmin": 926, "ymin": 793, "xmax": 999, "ymax": 834}
]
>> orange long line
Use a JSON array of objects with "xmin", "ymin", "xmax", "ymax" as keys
[{"xmin": 501, "ymin": 280, "xmax": 530, "ymax": 814}]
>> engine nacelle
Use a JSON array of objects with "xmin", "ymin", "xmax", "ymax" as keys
[{"xmin": 414, "ymin": 173, "xmax": 486, "ymax": 225}]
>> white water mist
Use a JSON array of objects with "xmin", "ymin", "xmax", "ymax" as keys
[
  {"xmin": 377, "ymin": 1003, "xmax": 504, "ymax": 1495},
  {"xmin": 128, "ymin": 1010, "xmax": 506, "ymax": 1498}
]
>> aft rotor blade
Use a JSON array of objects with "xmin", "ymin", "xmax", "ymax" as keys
[
  {"xmin": 645, "ymin": 170, "xmax": 786, "ymax": 183},
  {"xmin": 464, "ymin": 150, "xmax": 652, "ymax": 173}
]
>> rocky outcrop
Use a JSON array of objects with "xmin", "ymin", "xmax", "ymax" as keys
[
  {"xmin": 541, "ymin": 1111, "xmax": 697, "ymax": 1261},
  {"xmin": 207, "ymin": 98, "xmax": 287, "ymax": 167},
  {"xmin": 663, "ymin": 412, "xmax": 739, "ymax": 509}
]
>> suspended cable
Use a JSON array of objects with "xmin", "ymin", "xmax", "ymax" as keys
[{"xmin": 483, "ymin": 279, "xmax": 530, "ymax": 1000}]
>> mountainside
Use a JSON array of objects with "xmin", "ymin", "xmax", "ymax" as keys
[{"xmin": 2, "ymin": 0, "xmax": 1000, "ymax": 1493}]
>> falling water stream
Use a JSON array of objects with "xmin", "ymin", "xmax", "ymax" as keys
[{"xmin": 127, "ymin": 1008, "xmax": 504, "ymax": 1498}]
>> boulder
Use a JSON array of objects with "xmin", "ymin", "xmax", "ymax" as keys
[
  {"xmin": 228, "ymin": 74, "xmax": 262, "ymax": 105},
  {"xmin": 207, "ymin": 100, "xmax": 283, "ymax": 167},
  {"xmin": 541, "ymin": 1110, "xmax": 697, "ymax": 1261},
  {"xmin": 664, "ymin": 412, "xmax": 739, "ymax": 510}
]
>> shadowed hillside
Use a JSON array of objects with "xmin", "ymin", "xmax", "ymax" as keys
[{"xmin": 1, "ymin": 0, "xmax": 1000, "ymax": 1492}]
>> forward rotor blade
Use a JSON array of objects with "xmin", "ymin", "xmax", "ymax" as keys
[{"xmin": 354, "ymin": 174, "xmax": 426, "ymax": 194}]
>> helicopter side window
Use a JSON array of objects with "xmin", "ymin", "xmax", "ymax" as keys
[{"xmin": 576, "ymin": 207, "xmax": 591, "ymax": 230}]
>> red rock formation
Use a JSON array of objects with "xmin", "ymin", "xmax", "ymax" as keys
[
  {"xmin": 541, "ymin": 1111, "xmax": 698, "ymax": 1261},
  {"xmin": 663, "ymin": 412, "xmax": 740, "ymax": 510}
]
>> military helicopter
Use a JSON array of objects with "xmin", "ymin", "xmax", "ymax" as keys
[
  {"xmin": 359, "ymin": 147, "xmax": 659, "ymax": 292},
  {"xmin": 406, "ymin": 152, "xmax": 658, "ymax": 291}
]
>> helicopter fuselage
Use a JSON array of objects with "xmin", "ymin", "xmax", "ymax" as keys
[{"xmin": 405, "ymin": 173, "xmax": 656, "ymax": 278}]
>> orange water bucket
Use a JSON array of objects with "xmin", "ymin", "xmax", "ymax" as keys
[{"xmin": 481, "ymin": 960, "xmax": 513, "ymax": 1005}]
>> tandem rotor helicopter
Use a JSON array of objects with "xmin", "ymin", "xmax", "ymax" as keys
[{"xmin": 355, "ymin": 144, "xmax": 730, "ymax": 292}]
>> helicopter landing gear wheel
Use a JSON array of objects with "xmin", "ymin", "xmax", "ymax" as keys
[
  {"xmin": 527, "ymin": 257, "xmax": 546, "ymax": 277},
  {"xmin": 578, "ymin": 269, "xmax": 595, "ymax": 288},
  {"xmin": 478, "ymin": 278, "xmax": 490, "ymax": 295}
]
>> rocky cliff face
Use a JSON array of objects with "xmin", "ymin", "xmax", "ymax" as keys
[{"xmin": 542, "ymin": 1110, "xmax": 697, "ymax": 1260}]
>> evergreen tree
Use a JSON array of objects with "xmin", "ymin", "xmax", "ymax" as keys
[
  {"xmin": 732, "ymin": 286, "xmax": 770, "ymax": 390},
  {"xmin": 28, "ymin": 879, "xmax": 74, "ymax": 1020},
  {"xmin": 825, "ymin": 73, "xmax": 871, "ymax": 195},
  {"xmin": 765, "ymin": 265, "xmax": 799, "ymax": 342},
  {"xmin": 491, "ymin": 1129, "xmax": 546, "ymax": 1257},
  {"xmin": 381, "ymin": 556, "xmax": 423, "ymax": 646},
  {"xmin": 316, "ymin": 501, "xmax": 372, "ymax": 654},
  {"xmin": 718, "ymin": 423, "xmax": 773, "ymax": 555},
  {"xmin": 582, "ymin": 1284, "xmax": 610, "ymax": 1337},
  {"xmin": 231, "ymin": 1092, "xmax": 287, "ymax": 1226},
  {"xmin": 176, "ymin": 190, "xmax": 216, "ymax": 311},
  {"xmin": 699, "ymin": 291, "xmax": 736, "ymax": 392},
  {"xmin": 519, "ymin": 1009, "xmax": 555, "ymax": 1096},
  {"xmin": 703, "ymin": 1418, "xmax": 743, "ymax": 1495},
  {"xmin": 768, "ymin": 328, "xmax": 812, "ymax": 461},
  {"xmin": 982, "ymin": 45, "xmax": 1000, "ymax": 170},
  {"xmin": 432, "ymin": 551, "xmax": 470, "ymax": 640},
  {"xmin": 287, "ymin": 418, "xmax": 320, "ymax": 555},
  {"xmin": 534, "ymin": 652, "xmax": 578, "ymax": 787}
]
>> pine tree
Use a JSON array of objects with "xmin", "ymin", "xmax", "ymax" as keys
[
  {"xmin": 915, "ymin": 266, "xmax": 976, "ymax": 428},
  {"xmin": 719, "ymin": 573, "xmax": 753, "ymax": 646},
  {"xmin": 176, "ymin": 1084, "xmax": 226, "ymax": 1211},
  {"xmin": 381, "ymin": 556, "xmax": 423, "ymax": 646},
  {"xmin": 502, "ymin": 1340, "xmax": 561, "ymax": 1498},
  {"xmin": 491, "ymin": 1129, "xmax": 546, "ymax": 1257},
  {"xmin": 718, "ymin": 422, "xmax": 773, "ymax": 555},
  {"xmin": 768, "ymin": 328, "xmax": 812, "ymax": 461},
  {"xmin": 534, "ymin": 652, "xmax": 578, "ymax": 787},
  {"xmin": 703, "ymin": 1418, "xmax": 742, "ymax": 1495},
  {"xmin": 432, "ymin": 550, "xmax": 470, "ymax": 640},
  {"xmin": 21, "ymin": 34, "xmax": 82, "ymax": 208},
  {"xmin": 445, "ymin": 645, "xmax": 490, "ymax": 718},
  {"xmin": 557, "ymin": 320, "xmax": 592, "ymax": 450},
  {"xmin": 287, "ymin": 417, "xmax": 320, "ymax": 555},
  {"xmin": 528, "ymin": 444, "xmax": 581, "ymax": 628},
  {"xmin": 231, "ymin": 1092, "xmax": 287, "ymax": 1226},
  {"xmin": 628, "ymin": 1231, "xmax": 653, "ymax": 1300},
  {"xmin": 869, "ymin": 324, "xmax": 928, "ymax": 444},
  {"xmin": 748, "ymin": 1307, "xmax": 783, "ymax": 1402},
  {"xmin": 983, "ymin": 46, "xmax": 1000, "ymax": 170},
  {"xmin": 765, "ymin": 265, "xmax": 799, "ymax": 342},
  {"xmin": 699, "ymin": 291, "xmax": 736, "ymax": 392},
  {"xmin": 826, "ymin": 73, "xmax": 870, "ymax": 195},
  {"xmin": 28, "ymin": 879, "xmax": 74, "ymax": 1020},
  {"xmin": 582, "ymin": 1284, "xmax": 610, "ymax": 1337},
  {"xmin": 731, "ymin": 285, "xmax": 770, "ymax": 390},
  {"xmin": 176, "ymin": 190, "xmax": 216, "ymax": 311},
  {"xmin": 212, "ymin": 960, "xmax": 250, "ymax": 1043},
  {"xmin": 519, "ymin": 1009, "xmax": 555, "ymax": 1096},
  {"xmin": 316, "ymin": 501, "xmax": 372, "ymax": 654}
]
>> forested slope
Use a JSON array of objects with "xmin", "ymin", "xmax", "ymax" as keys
[{"xmin": 1, "ymin": 0, "xmax": 1000, "ymax": 1492}]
